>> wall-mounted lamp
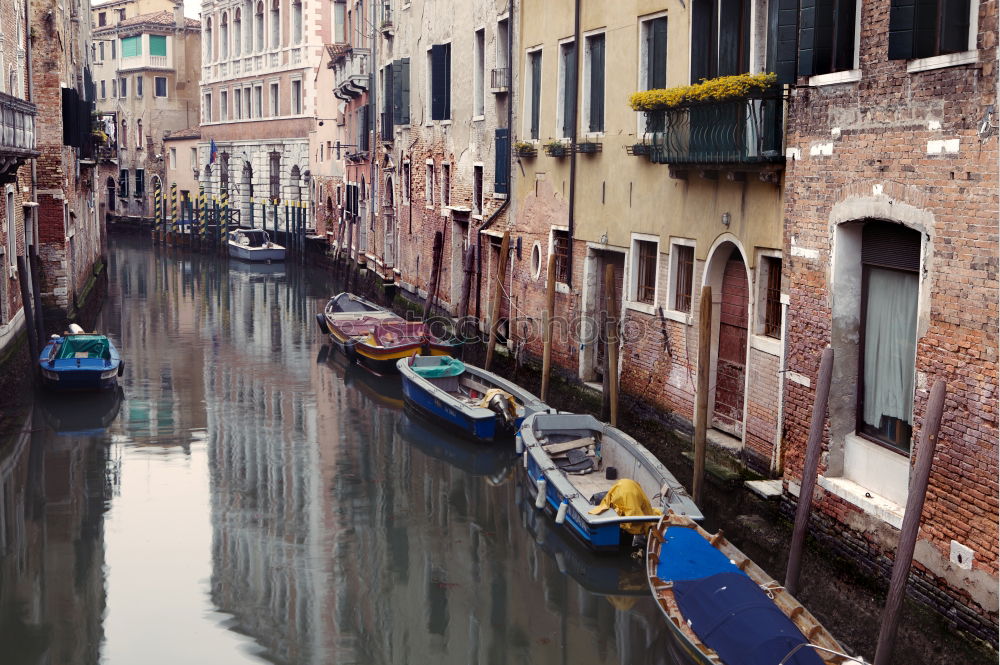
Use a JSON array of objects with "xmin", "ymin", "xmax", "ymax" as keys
[{"xmin": 721, "ymin": 212, "xmax": 731, "ymax": 227}]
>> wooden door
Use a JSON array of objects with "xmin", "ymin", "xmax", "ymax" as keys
[
  {"xmin": 593, "ymin": 252, "xmax": 625, "ymax": 379},
  {"xmin": 713, "ymin": 250, "xmax": 748, "ymax": 435}
]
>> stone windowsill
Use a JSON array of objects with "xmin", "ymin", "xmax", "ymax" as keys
[
  {"xmin": 808, "ymin": 69, "xmax": 861, "ymax": 87},
  {"xmin": 624, "ymin": 299, "xmax": 656, "ymax": 316},
  {"xmin": 907, "ymin": 50, "xmax": 978, "ymax": 74},
  {"xmin": 749, "ymin": 333, "xmax": 781, "ymax": 356},
  {"xmin": 661, "ymin": 308, "xmax": 690, "ymax": 324},
  {"xmin": 817, "ymin": 475, "xmax": 904, "ymax": 530}
]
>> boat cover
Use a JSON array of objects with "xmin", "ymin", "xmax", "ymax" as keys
[
  {"xmin": 672, "ymin": 572, "xmax": 824, "ymax": 665},
  {"xmin": 57, "ymin": 335, "xmax": 111, "ymax": 360},
  {"xmin": 656, "ymin": 526, "xmax": 745, "ymax": 582},
  {"xmin": 412, "ymin": 356, "xmax": 466, "ymax": 378},
  {"xmin": 587, "ymin": 479, "xmax": 660, "ymax": 535}
]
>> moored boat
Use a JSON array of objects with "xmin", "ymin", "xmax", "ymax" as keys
[
  {"xmin": 646, "ymin": 512, "xmax": 863, "ymax": 665},
  {"xmin": 317, "ymin": 292, "xmax": 401, "ymax": 356},
  {"xmin": 228, "ymin": 228, "xmax": 286, "ymax": 262},
  {"xmin": 353, "ymin": 320, "xmax": 460, "ymax": 376},
  {"xmin": 520, "ymin": 412, "xmax": 702, "ymax": 552},
  {"xmin": 397, "ymin": 354, "xmax": 547, "ymax": 441},
  {"xmin": 39, "ymin": 324, "xmax": 124, "ymax": 391}
]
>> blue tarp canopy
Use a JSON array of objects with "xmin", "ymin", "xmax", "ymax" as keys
[
  {"xmin": 657, "ymin": 525, "xmax": 744, "ymax": 582},
  {"xmin": 672, "ymin": 572, "xmax": 824, "ymax": 665}
]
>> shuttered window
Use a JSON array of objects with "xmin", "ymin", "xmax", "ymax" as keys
[
  {"xmin": 430, "ymin": 43, "xmax": 451, "ymax": 121},
  {"xmin": 798, "ymin": 0, "xmax": 858, "ymax": 77},
  {"xmin": 586, "ymin": 34, "xmax": 605, "ymax": 133},
  {"xmin": 691, "ymin": 0, "xmax": 749, "ymax": 81},
  {"xmin": 635, "ymin": 240, "xmax": 657, "ymax": 305},
  {"xmin": 889, "ymin": 0, "xmax": 972, "ymax": 59},
  {"xmin": 119, "ymin": 169, "xmax": 129, "ymax": 198},
  {"xmin": 773, "ymin": 0, "xmax": 800, "ymax": 83},
  {"xmin": 494, "ymin": 128, "xmax": 509, "ymax": 194},
  {"xmin": 134, "ymin": 169, "xmax": 145, "ymax": 198},
  {"xmin": 392, "ymin": 58, "xmax": 410, "ymax": 125},
  {"xmin": 528, "ymin": 51, "xmax": 542, "ymax": 139},
  {"xmin": 149, "ymin": 35, "xmax": 167, "ymax": 57},
  {"xmin": 645, "ymin": 18, "xmax": 668, "ymax": 88},
  {"xmin": 559, "ymin": 41, "xmax": 576, "ymax": 138},
  {"xmin": 121, "ymin": 35, "xmax": 141, "ymax": 58}
]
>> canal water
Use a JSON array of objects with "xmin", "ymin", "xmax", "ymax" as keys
[{"xmin": 0, "ymin": 236, "xmax": 683, "ymax": 665}]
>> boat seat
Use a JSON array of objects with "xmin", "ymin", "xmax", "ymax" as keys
[
  {"xmin": 428, "ymin": 375, "xmax": 461, "ymax": 392},
  {"xmin": 543, "ymin": 436, "xmax": 597, "ymax": 456},
  {"xmin": 461, "ymin": 377, "xmax": 493, "ymax": 395},
  {"xmin": 555, "ymin": 448, "xmax": 595, "ymax": 474}
]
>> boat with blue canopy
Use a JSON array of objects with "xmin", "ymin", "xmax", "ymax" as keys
[
  {"xmin": 646, "ymin": 512, "xmax": 864, "ymax": 665},
  {"xmin": 39, "ymin": 324, "xmax": 124, "ymax": 391},
  {"xmin": 397, "ymin": 354, "xmax": 548, "ymax": 442}
]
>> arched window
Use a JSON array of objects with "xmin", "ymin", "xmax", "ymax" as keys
[
  {"xmin": 233, "ymin": 9, "xmax": 242, "ymax": 57},
  {"xmin": 205, "ymin": 18, "xmax": 213, "ymax": 61},
  {"xmin": 120, "ymin": 119, "xmax": 128, "ymax": 148},
  {"xmin": 136, "ymin": 119, "xmax": 143, "ymax": 148},
  {"xmin": 269, "ymin": 0, "xmax": 280, "ymax": 49},
  {"xmin": 220, "ymin": 12, "xmax": 229, "ymax": 59},
  {"xmin": 254, "ymin": 2, "xmax": 264, "ymax": 52},
  {"xmin": 292, "ymin": 0, "xmax": 302, "ymax": 44}
]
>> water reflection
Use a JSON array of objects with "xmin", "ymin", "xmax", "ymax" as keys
[
  {"xmin": 0, "ymin": 236, "xmax": 687, "ymax": 665},
  {"xmin": 36, "ymin": 387, "xmax": 124, "ymax": 436}
]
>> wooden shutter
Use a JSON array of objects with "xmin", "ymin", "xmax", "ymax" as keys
[
  {"xmin": 589, "ymin": 35, "xmax": 605, "ymax": 132},
  {"xmin": 940, "ymin": 0, "xmax": 970, "ymax": 55},
  {"xmin": 392, "ymin": 60, "xmax": 403, "ymax": 125},
  {"xmin": 494, "ymin": 128, "xmax": 509, "ymax": 194},
  {"xmin": 888, "ymin": 0, "xmax": 917, "ymax": 59},
  {"xmin": 530, "ymin": 53, "xmax": 541, "ymax": 139},
  {"xmin": 562, "ymin": 42, "xmax": 576, "ymax": 136},
  {"xmin": 913, "ymin": 0, "xmax": 940, "ymax": 58},
  {"xmin": 812, "ymin": 0, "xmax": 835, "ymax": 75},
  {"xmin": 650, "ymin": 18, "xmax": 668, "ymax": 88},
  {"xmin": 399, "ymin": 58, "xmax": 410, "ymax": 125},
  {"xmin": 861, "ymin": 222, "xmax": 921, "ymax": 271},
  {"xmin": 832, "ymin": 0, "xmax": 858, "ymax": 71},
  {"xmin": 718, "ymin": 0, "xmax": 749, "ymax": 76},
  {"xmin": 690, "ymin": 0, "xmax": 715, "ymax": 82},
  {"xmin": 444, "ymin": 44, "xmax": 452, "ymax": 119},
  {"xmin": 431, "ymin": 44, "xmax": 447, "ymax": 119},
  {"xmin": 774, "ymin": 0, "xmax": 799, "ymax": 83}
]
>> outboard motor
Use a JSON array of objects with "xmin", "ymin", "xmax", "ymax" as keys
[{"xmin": 487, "ymin": 392, "xmax": 517, "ymax": 427}]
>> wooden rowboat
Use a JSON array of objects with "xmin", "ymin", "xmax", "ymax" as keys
[
  {"xmin": 316, "ymin": 292, "xmax": 400, "ymax": 356},
  {"xmin": 646, "ymin": 512, "xmax": 865, "ymax": 665}
]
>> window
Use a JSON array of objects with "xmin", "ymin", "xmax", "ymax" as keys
[
  {"xmin": 134, "ymin": 169, "xmax": 145, "ymax": 198},
  {"xmin": 334, "ymin": 1, "xmax": 346, "ymax": 42},
  {"xmin": 441, "ymin": 163, "xmax": 451, "ymax": 206},
  {"xmin": 234, "ymin": 89, "xmax": 242, "ymax": 119},
  {"xmin": 391, "ymin": 58, "xmax": 411, "ymax": 125},
  {"xmin": 270, "ymin": 82, "xmax": 279, "ymax": 116},
  {"xmin": 99, "ymin": 42, "xmax": 105, "ymax": 60},
  {"xmin": 497, "ymin": 18, "xmax": 510, "ymax": 73},
  {"xmin": 402, "ymin": 162, "xmax": 410, "ymax": 203},
  {"xmin": 269, "ymin": 152, "xmax": 281, "ymax": 201},
  {"xmin": 255, "ymin": 2, "xmax": 265, "ymax": 52},
  {"xmin": 154, "ymin": 77, "xmax": 167, "ymax": 97},
  {"xmin": 670, "ymin": 242, "xmax": 694, "ymax": 313},
  {"xmin": 119, "ymin": 168, "xmax": 129, "ymax": 197},
  {"xmin": 762, "ymin": 257, "xmax": 782, "ymax": 338},
  {"xmin": 117, "ymin": 9, "xmax": 125, "ymax": 21},
  {"xmin": 122, "ymin": 35, "xmax": 142, "ymax": 58},
  {"xmin": 221, "ymin": 90, "xmax": 228, "ymax": 121},
  {"xmin": 473, "ymin": 165, "xmax": 483, "ymax": 215},
  {"xmin": 474, "ymin": 29, "xmax": 485, "ymax": 117},
  {"xmin": 291, "ymin": 79, "xmax": 302, "ymax": 114},
  {"xmin": 119, "ymin": 77, "xmax": 127, "ymax": 97},
  {"xmin": 631, "ymin": 238, "xmax": 658, "ymax": 305},
  {"xmin": 112, "ymin": 79, "xmax": 117, "ymax": 98},
  {"xmin": 120, "ymin": 119, "xmax": 127, "ymax": 148},
  {"xmin": 190, "ymin": 147, "xmax": 197, "ymax": 170},
  {"xmin": 270, "ymin": 0, "xmax": 280, "ymax": 49},
  {"xmin": 100, "ymin": 80, "xmax": 106, "ymax": 98},
  {"xmin": 205, "ymin": 18, "xmax": 213, "ymax": 60},
  {"xmin": 253, "ymin": 85, "xmax": 262, "ymax": 117},
  {"xmin": 584, "ymin": 33, "xmax": 605, "ymax": 133},
  {"xmin": 557, "ymin": 40, "xmax": 576, "ymax": 138},
  {"xmin": 234, "ymin": 9, "xmax": 242, "ymax": 56},
  {"xmin": 526, "ymin": 50, "xmax": 542, "ymax": 139},
  {"xmin": 204, "ymin": 92, "xmax": 212, "ymax": 122},
  {"xmin": 170, "ymin": 147, "xmax": 177, "ymax": 170},
  {"xmin": 858, "ymin": 222, "xmax": 921, "ymax": 452},
  {"xmin": 429, "ymin": 43, "xmax": 451, "ymax": 120},
  {"xmin": 797, "ymin": 0, "xmax": 858, "ymax": 76},
  {"xmin": 552, "ymin": 229, "xmax": 570, "ymax": 284},
  {"xmin": 244, "ymin": 87, "xmax": 252, "ymax": 118},
  {"xmin": 111, "ymin": 40, "xmax": 116, "ymax": 59},
  {"xmin": 136, "ymin": 119, "xmax": 143, "ymax": 148},
  {"xmin": 221, "ymin": 13, "xmax": 229, "ymax": 59},
  {"xmin": 136, "ymin": 75, "xmax": 143, "ymax": 97},
  {"xmin": 99, "ymin": 11, "xmax": 106, "ymax": 26},
  {"xmin": 691, "ymin": 1, "xmax": 748, "ymax": 81},
  {"xmin": 292, "ymin": 0, "xmax": 303, "ymax": 44},
  {"xmin": 149, "ymin": 34, "xmax": 167, "ymax": 57},
  {"xmin": 888, "ymin": 0, "xmax": 974, "ymax": 60},
  {"xmin": 425, "ymin": 163, "xmax": 434, "ymax": 206},
  {"xmin": 641, "ymin": 16, "xmax": 667, "ymax": 132}
]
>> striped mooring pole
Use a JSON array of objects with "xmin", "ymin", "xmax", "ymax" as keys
[
  {"xmin": 198, "ymin": 185, "xmax": 206, "ymax": 244},
  {"xmin": 153, "ymin": 184, "xmax": 162, "ymax": 242},
  {"xmin": 170, "ymin": 183, "xmax": 178, "ymax": 242}
]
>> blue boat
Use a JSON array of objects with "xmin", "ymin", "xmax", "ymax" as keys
[
  {"xmin": 397, "ymin": 354, "xmax": 548, "ymax": 442},
  {"xmin": 520, "ymin": 412, "xmax": 702, "ymax": 552},
  {"xmin": 39, "ymin": 325, "xmax": 123, "ymax": 391},
  {"xmin": 646, "ymin": 513, "xmax": 861, "ymax": 665}
]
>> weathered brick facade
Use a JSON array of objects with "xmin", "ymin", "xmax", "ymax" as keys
[{"xmin": 781, "ymin": 0, "xmax": 998, "ymax": 644}]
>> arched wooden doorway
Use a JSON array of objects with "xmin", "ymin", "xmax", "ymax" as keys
[{"xmin": 712, "ymin": 246, "xmax": 749, "ymax": 435}]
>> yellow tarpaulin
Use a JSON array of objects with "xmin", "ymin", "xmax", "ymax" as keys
[
  {"xmin": 587, "ymin": 478, "xmax": 660, "ymax": 535},
  {"xmin": 477, "ymin": 388, "xmax": 519, "ymax": 412}
]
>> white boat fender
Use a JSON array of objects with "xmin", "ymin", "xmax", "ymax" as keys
[
  {"xmin": 534, "ymin": 479, "xmax": 547, "ymax": 509},
  {"xmin": 522, "ymin": 449, "xmax": 528, "ymax": 469},
  {"xmin": 515, "ymin": 432, "xmax": 524, "ymax": 454},
  {"xmin": 68, "ymin": 323, "xmax": 84, "ymax": 334},
  {"xmin": 555, "ymin": 501, "xmax": 569, "ymax": 525}
]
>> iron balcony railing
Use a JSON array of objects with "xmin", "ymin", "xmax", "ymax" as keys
[
  {"xmin": 0, "ymin": 91, "xmax": 38, "ymax": 157},
  {"xmin": 643, "ymin": 86, "xmax": 785, "ymax": 166}
]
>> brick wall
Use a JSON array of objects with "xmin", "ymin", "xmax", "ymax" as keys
[{"xmin": 781, "ymin": 0, "xmax": 999, "ymax": 641}]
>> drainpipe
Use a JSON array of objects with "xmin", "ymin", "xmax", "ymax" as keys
[
  {"xmin": 25, "ymin": 0, "xmax": 45, "ymax": 340},
  {"xmin": 771, "ymin": 295, "xmax": 789, "ymax": 473},
  {"xmin": 565, "ymin": 0, "xmax": 581, "ymax": 288},
  {"xmin": 369, "ymin": 0, "xmax": 377, "ymax": 262},
  {"xmin": 474, "ymin": 0, "xmax": 514, "ymax": 322}
]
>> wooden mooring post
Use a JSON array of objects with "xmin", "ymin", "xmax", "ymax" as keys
[
  {"xmin": 874, "ymin": 379, "xmax": 946, "ymax": 665},
  {"xmin": 692, "ymin": 286, "xmax": 712, "ymax": 507},
  {"xmin": 540, "ymin": 253, "xmax": 556, "ymax": 403},
  {"xmin": 457, "ymin": 244, "xmax": 476, "ymax": 341},
  {"xmin": 423, "ymin": 231, "xmax": 443, "ymax": 321},
  {"xmin": 603, "ymin": 264, "xmax": 620, "ymax": 427},
  {"xmin": 785, "ymin": 346, "xmax": 834, "ymax": 596},
  {"xmin": 484, "ymin": 231, "xmax": 510, "ymax": 371}
]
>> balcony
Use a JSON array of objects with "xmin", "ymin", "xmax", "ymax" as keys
[
  {"xmin": 0, "ymin": 92, "xmax": 38, "ymax": 183},
  {"xmin": 490, "ymin": 68, "xmax": 510, "ymax": 93},
  {"xmin": 642, "ymin": 86, "xmax": 785, "ymax": 180},
  {"xmin": 119, "ymin": 53, "xmax": 172, "ymax": 71},
  {"xmin": 332, "ymin": 48, "xmax": 369, "ymax": 101}
]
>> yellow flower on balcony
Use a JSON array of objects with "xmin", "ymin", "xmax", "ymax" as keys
[{"xmin": 629, "ymin": 72, "xmax": 778, "ymax": 111}]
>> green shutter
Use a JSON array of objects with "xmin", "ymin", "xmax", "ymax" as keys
[
  {"xmin": 690, "ymin": 0, "xmax": 715, "ymax": 82},
  {"xmin": 913, "ymin": 0, "xmax": 940, "ymax": 58},
  {"xmin": 718, "ymin": 0, "xmax": 750, "ymax": 75},
  {"xmin": 888, "ymin": 0, "xmax": 917, "ymax": 59},
  {"xmin": 530, "ymin": 52, "xmax": 541, "ymax": 139},
  {"xmin": 811, "ymin": 0, "xmax": 836, "ymax": 76},
  {"xmin": 392, "ymin": 60, "xmax": 403, "ymax": 125},
  {"xmin": 400, "ymin": 58, "xmax": 411, "ymax": 125},
  {"xmin": 431, "ymin": 44, "xmax": 448, "ymax": 120},
  {"xmin": 774, "ymin": 0, "xmax": 799, "ymax": 83},
  {"xmin": 494, "ymin": 128, "xmax": 509, "ymax": 194},
  {"xmin": 444, "ymin": 44, "xmax": 452, "ymax": 119},
  {"xmin": 939, "ymin": 0, "xmax": 970, "ymax": 55},
  {"xmin": 650, "ymin": 18, "xmax": 668, "ymax": 88},
  {"xmin": 122, "ymin": 35, "xmax": 141, "ymax": 57},
  {"xmin": 589, "ymin": 35, "xmax": 605, "ymax": 132},
  {"xmin": 149, "ymin": 35, "xmax": 167, "ymax": 56},
  {"xmin": 832, "ymin": 0, "xmax": 858, "ymax": 71},
  {"xmin": 562, "ymin": 42, "xmax": 576, "ymax": 137}
]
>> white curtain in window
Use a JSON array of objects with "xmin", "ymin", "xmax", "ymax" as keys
[{"xmin": 863, "ymin": 267, "xmax": 918, "ymax": 428}]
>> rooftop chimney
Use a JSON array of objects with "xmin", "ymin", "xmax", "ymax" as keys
[{"xmin": 173, "ymin": 0, "xmax": 184, "ymax": 30}]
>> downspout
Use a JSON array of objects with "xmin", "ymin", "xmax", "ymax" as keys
[
  {"xmin": 475, "ymin": 0, "xmax": 514, "ymax": 322},
  {"xmin": 369, "ymin": 0, "xmax": 377, "ymax": 262},
  {"xmin": 771, "ymin": 295, "xmax": 789, "ymax": 474},
  {"xmin": 25, "ymin": 0, "xmax": 45, "ymax": 340},
  {"xmin": 565, "ymin": 0, "xmax": 581, "ymax": 287}
]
